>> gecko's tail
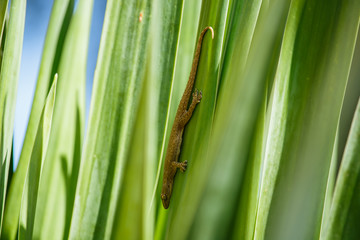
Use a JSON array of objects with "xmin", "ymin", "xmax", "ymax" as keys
[
  {"xmin": 178, "ymin": 26, "xmax": 214, "ymax": 112},
  {"xmin": 202, "ymin": 26, "xmax": 214, "ymax": 39},
  {"xmin": 197, "ymin": 26, "xmax": 214, "ymax": 49},
  {"xmin": 188, "ymin": 26, "xmax": 214, "ymax": 81}
]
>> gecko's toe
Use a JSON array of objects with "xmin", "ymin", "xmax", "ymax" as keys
[
  {"xmin": 180, "ymin": 160, "xmax": 188, "ymax": 172},
  {"xmin": 193, "ymin": 89, "xmax": 202, "ymax": 103}
]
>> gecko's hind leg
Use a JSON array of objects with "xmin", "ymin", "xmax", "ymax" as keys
[{"xmin": 172, "ymin": 160, "xmax": 188, "ymax": 172}]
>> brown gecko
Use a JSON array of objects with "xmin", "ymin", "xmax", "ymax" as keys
[{"xmin": 161, "ymin": 26, "xmax": 214, "ymax": 209}]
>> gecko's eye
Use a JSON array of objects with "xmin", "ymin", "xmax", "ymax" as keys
[{"xmin": 161, "ymin": 193, "xmax": 167, "ymax": 201}]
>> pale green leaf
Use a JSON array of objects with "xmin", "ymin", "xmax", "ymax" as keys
[
  {"xmin": 0, "ymin": 0, "xmax": 26, "ymax": 231},
  {"xmin": 18, "ymin": 74, "xmax": 57, "ymax": 239}
]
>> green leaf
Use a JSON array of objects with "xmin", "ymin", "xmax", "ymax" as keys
[
  {"xmin": 255, "ymin": 0, "xmax": 360, "ymax": 239},
  {"xmin": 18, "ymin": 74, "xmax": 57, "ymax": 239},
  {"xmin": 323, "ymin": 99, "xmax": 360, "ymax": 240},
  {"xmin": 28, "ymin": 0, "xmax": 92, "ymax": 238},
  {"xmin": 2, "ymin": 1, "xmax": 74, "ymax": 238},
  {"xmin": 68, "ymin": 0, "xmax": 152, "ymax": 238},
  {"xmin": 0, "ymin": 0, "xmax": 26, "ymax": 231}
]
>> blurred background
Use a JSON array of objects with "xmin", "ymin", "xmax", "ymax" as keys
[
  {"xmin": 13, "ymin": 0, "xmax": 106, "ymax": 168},
  {"xmin": 3, "ymin": 0, "xmax": 359, "ymax": 238}
]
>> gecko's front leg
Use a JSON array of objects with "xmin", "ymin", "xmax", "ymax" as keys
[
  {"xmin": 172, "ymin": 160, "xmax": 188, "ymax": 172},
  {"xmin": 180, "ymin": 89, "xmax": 202, "ymax": 126}
]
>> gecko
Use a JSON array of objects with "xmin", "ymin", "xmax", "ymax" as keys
[{"xmin": 161, "ymin": 26, "xmax": 214, "ymax": 209}]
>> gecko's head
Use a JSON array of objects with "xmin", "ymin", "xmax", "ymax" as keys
[
  {"xmin": 161, "ymin": 193, "xmax": 170, "ymax": 209},
  {"xmin": 161, "ymin": 180, "xmax": 173, "ymax": 209}
]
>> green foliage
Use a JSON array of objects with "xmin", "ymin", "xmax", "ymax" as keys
[
  {"xmin": 1, "ymin": 0, "xmax": 360, "ymax": 239},
  {"xmin": 2, "ymin": 1, "xmax": 74, "ymax": 238}
]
